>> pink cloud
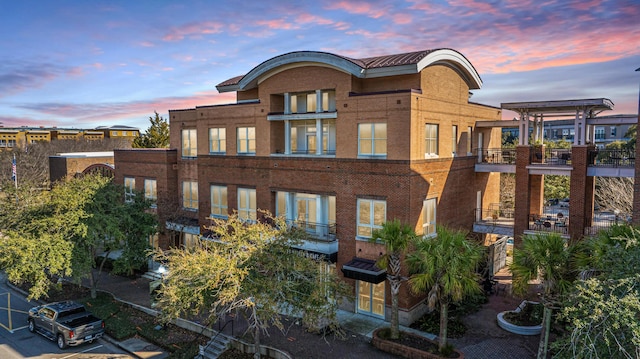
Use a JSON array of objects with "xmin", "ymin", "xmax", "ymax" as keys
[
  {"xmin": 326, "ymin": 1, "xmax": 389, "ymax": 19},
  {"xmin": 392, "ymin": 13, "xmax": 412, "ymax": 24},
  {"xmin": 255, "ymin": 19, "xmax": 299, "ymax": 30},
  {"xmin": 162, "ymin": 21, "xmax": 224, "ymax": 42}
]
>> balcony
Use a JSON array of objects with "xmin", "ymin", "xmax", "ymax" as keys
[
  {"xmin": 287, "ymin": 220, "xmax": 336, "ymax": 242},
  {"xmin": 286, "ymin": 219, "xmax": 338, "ymax": 263}
]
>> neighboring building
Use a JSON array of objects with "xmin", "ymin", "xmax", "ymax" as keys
[
  {"xmin": 49, "ymin": 152, "xmax": 115, "ymax": 183},
  {"xmin": 0, "ymin": 125, "xmax": 139, "ymax": 150},
  {"xmin": 502, "ymin": 114, "xmax": 636, "ymax": 148},
  {"xmin": 114, "ymin": 49, "xmax": 503, "ymax": 325}
]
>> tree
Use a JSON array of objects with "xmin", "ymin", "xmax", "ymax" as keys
[
  {"xmin": 132, "ymin": 111, "xmax": 170, "ymax": 148},
  {"xmin": 370, "ymin": 219, "xmax": 416, "ymax": 340},
  {"xmin": 0, "ymin": 173, "xmax": 156, "ymax": 300},
  {"xmin": 154, "ymin": 212, "xmax": 349, "ymax": 359},
  {"xmin": 510, "ymin": 233, "xmax": 577, "ymax": 359},
  {"xmin": 406, "ymin": 227, "xmax": 482, "ymax": 352},
  {"xmin": 552, "ymin": 227, "xmax": 640, "ymax": 358}
]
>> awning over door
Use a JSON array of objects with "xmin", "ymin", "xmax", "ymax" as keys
[{"xmin": 341, "ymin": 257, "xmax": 386, "ymax": 284}]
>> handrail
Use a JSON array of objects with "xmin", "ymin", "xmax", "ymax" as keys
[
  {"xmin": 475, "ymin": 148, "xmax": 517, "ymax": 164},
  {"xmin": 199, "ymin": 318, "xmax": 234, "ymax": 357},
  {"xmin": 286, "ymin": 219, "xmax": 337, "ymax": 241}
]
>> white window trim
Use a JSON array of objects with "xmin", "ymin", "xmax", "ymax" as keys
[
  {"xmin": 358, "ymin": 123, "xmax": 387, "ymax": 158},
  {"xmin": 425, "ymin": 124, "xmax": 439, "ymax": 159},
  {"xmin": 237, "ymin": 127, "xmax": 256, "ymax": 155},
  {"xmin": 124, "ymin": 177, "xmax": 135, "ymax": 203},
  {"xmin": 208, "ymin": 128, "xmax": 226, "ymax": 154},
  {"xmin": 144, "ymin": 179, "xmax": 157, "ymax": 208},
  {"xmin": 237, "ymin": 187, "xmax": 257, "ymax": 221},
  {"xmin": 182, "ymin": 181, "xmax": 198, "ymax": 211},
  {"xmin": 423, "ymin": 198, "xmax": 437, "ymax": 238},
  {"xmin": 210, "ymin": 185, "xmax": 228, "ymax": 219},
  {"xmin": 356, "ymin": 198, "xmax": 386, "ymax": 239},
  {"xmin": 181, "ymin": 129, "xmax": 197, "ymax": 158}
]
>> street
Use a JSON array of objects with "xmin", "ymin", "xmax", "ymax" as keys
[{"xmin": 0, "ymin": 278, "xmax": 132, "ymax": 359}]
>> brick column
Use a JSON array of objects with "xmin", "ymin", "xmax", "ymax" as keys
[
  {"xmin": 513, "ymin": 145, "xmax": 533, "ymax": 248},
  {"xmin": 568, "ymin": 145, "xmax": 593, "ymax": 243}
]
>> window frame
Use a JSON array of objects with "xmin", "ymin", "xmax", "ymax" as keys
[
  {"xmin": 124, "ymin": 177, "xmax": 135, "ymax": 203},
  {"xmin": 182, "ymin": 181, "xmax": 198, "ymax": 210},
  {"xmin": 208, "ymin": 128, "xmax": 227, "ymax": 154},
  {"xmin": 144, "ymin": 178, "xmax": 157, "ymax": 207},
  {"xmin": 423, "ymin": 198, "xmax": 437, "ymax": 238},
  {"xmin": 237, "ymin": 127, "xmax": 256, "ymax": 155},
  {"xmin": 356, "ymin": 198, "xmax": 386, "ymax": 238},
  {"xmin": 237, "ymin": 187, "xmax": 257, "ymax": 221},
  {"xmin": 425, "ymin": 123, "xmax": 439, "ymax": 158},
  {"xmin": 181, "ymin": 128, "xmax": 197, "ymax": 158},
  {"xmin": 210, "ymin": 185, "xmax": 228, "ymax": 219},
  {"xmin": 358, "ymin": 123, "xmax": 387, "ymax": 157},
  {"xmin": 452, "ymin": 125, "xmax": 458, "ymax": 156}
]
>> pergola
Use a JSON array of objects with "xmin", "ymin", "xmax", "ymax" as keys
[{"xmin": 501, "ymin": 98, "xmax": 614, "ymax": 146}]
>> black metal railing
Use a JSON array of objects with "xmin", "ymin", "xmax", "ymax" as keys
[
  {"xmin": 476, "ymin": 148, "xmax": 517, "ymax": 164},
  {"xmin": 529, "ymin": 147, "xmax": 572, "ymax": 165},
  {"xmin": 528, "ymin": 213, "xmax": 569, "ymax": 234},
  {"xmin": 589, "ymin": 148, "xmax": 635, "ymax": 167},
  {"xmin": 474, "ymin": 206, "xmax": 514, "ymax": 223},
  {"xmin": 286, "ymin": 220, "xmax": 337, "ymax": 241}
]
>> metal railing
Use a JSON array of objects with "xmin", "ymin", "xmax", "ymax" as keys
[
  {"xmin": 529, "ymin": 147, "xmax": 572, "ymax": 165},
  {"xmin": 589, "ymin": 148, "xmax": 635, "ymax": 167},
  {"xmin": 476, "ymin": 148, "xmax": 517, "ymax": 164},
  {"xmin": 528, "ymin": 213, "xmax": 568, "ymax": 234},
  {"xmin": 286, "ymin": 220, "xmax": 337, "ymax": 242}
]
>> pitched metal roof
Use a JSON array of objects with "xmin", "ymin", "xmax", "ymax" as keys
[{"xmin": 216, "ymin": 49, "xmax": 481, "ymax": 92}]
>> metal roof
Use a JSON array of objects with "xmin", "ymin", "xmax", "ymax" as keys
[{"xmin": 501, "ymin": 98, "xmax": 614, "ymax": 116}]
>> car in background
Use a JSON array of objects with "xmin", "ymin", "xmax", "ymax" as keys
[{"xmin": 28, "ymin": 301, "xmax": 105, "ymax": 349}]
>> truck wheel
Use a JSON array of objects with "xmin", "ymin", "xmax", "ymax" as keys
[
  {"xmin": 57, "ymin": 334, "xmax": 67, "ymax": 349},
  {"xmin": 28, "ymin": 319, "xmax": 35, "ymax": 333}
]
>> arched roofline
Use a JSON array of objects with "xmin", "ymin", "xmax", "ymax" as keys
[
  {"xmin": 417, "ymin": 49, "xmax": 482, "ymax": 89},
  {"xmin": 231, "ymin": 51, "xmax": 364, "ymax": 92},
  {"xmin": 217, "ymin": 49, "xmax": 482, "ymax": 92}
]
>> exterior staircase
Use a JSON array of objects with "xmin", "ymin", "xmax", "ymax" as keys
[{"xmin": 196, "ymin": 332, "xmax": 232, "ymax": 359}]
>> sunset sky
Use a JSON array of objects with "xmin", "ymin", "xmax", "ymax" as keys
[{"xmin": 1, "ymin": 0, "xmax": 639, "ymax": 131}]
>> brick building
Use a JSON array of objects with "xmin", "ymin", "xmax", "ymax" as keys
[{"xmin": 114, "ymin": 49, "xmax": 502, "ymax": 324}]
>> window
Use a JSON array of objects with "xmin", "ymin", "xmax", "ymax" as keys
[
  {"xmin": 358, "ymin": 123, "xmax": 387, "ymax": 157},
  {"xmin": 357, "ymin": 281, "xmax": 385, "ymax": 317},
  {"xmin": 595, "ymin": 127, "xmax": 605, "ymax": 140},
  {"xmin": 144, "ymin": 179, "xmax": 157, "ymax": 207},
  {"xmin": 183, "ymin": 233, "xmax": 199, "ymax": 250},
  {"xmin": 425, "ymin": 124, "xmax": 438, "ymax": 157},
  {"xmin": 467, "ymin": 126, "xmax": 472, "ymax": 154},
  {"xmin": 357, "ymin": 199, "xmax": 386, "ymax": 238},
  {"xmin": 237, "ymin": 127, "xmax": 256, "ymax": 154},
  {"xmin": 452, "ymin": 125, "xmax": 458, "ymax": 156},
  {"xmin": 209, "ymin": 128, "xmax": 226, "ymax": 154},
  {"xmin": 610, "ymin": 126, "xmax": 617, "ymax": 137},
  {"xmin": 182, "ymin": 181, "xmax": 198, "ymax": 210},
  {"xmin": 423, "ymin": 198, "xmax": 437, "ymax": 237},
  {"xmin": 210, "ymin": 185, "xmax": 228, "ymax": 218},
  {"xmin": 289, "ymin": 90, "xmax": 335, "ymax": 114},
  {"xmin": 276, "ymin": 191, "xmax": 336, "ymax": 239},
  {"xmin": 124, "ymin": 177, "xmax": 135, "ymax": 203},
  {"xmin": 181, "ymin": 129, "xmax": 197, "ymax": 157},
  {"xmin": 237, "ymin": 188, "xmax": 256, "ymax": 221},
  {"xmin": 289, "ymin": 119, "xmax": 336, "ymax": 155}
]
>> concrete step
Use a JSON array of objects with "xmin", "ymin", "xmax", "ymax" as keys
[{"xmin": 197, "ymin": 332, "xmax": 232, "ymax": 359}]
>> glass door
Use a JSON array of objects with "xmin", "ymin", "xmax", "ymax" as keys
[{"xmin": 357, "ymin": 281, "xmax": 385, "ymax": 318}]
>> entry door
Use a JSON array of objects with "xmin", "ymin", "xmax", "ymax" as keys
[{"xmin": 357, "ymin": 281, "xmax": 385, "ymax": 318}]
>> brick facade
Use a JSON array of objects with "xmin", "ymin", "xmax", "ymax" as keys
[{"xmin": 114, "ymin": 50, "xmax": 502, "ymax": 325}]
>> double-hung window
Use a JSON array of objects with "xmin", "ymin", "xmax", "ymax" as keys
[
  {"xmin": 144, "ymin": 179, "xmax": 157, "ymax": 207},
  {"xmin": 237, "ymin": 187, "xmax": 257, "ymax": 221},
  {"xmin": 182, "ymin": 181, "xmax": 198, "ymax": 210},
  {"xmin": 124, "ymin": 177, "xmax": 135, "ymax": 203},
  {"xmin": 423, "ymin": 198, "xmax": 437, "ymax": 237},
  {"xmin": 467, "ymin": 126, "xmax": 472, "ymax": 154},
  {"xmin": 357, "ymin": 199, "xmax": 386, "ymax": 238},
  {"xmin": 237, "ymin": 127, "xmax": 256, "ymax": 155},
  {"xmin": 181, "ymin": 129, "xmax": 197, "ymax": 157},
  {"xmin": 358, "ymin": 123, "xmax": 387, "ymax": 157},
  {"xmin": 209, "ymin": 128, "xmax": 226, "ymax": 154},
  {"xmin": 425, "ymin": 124, "xmax": 438, "ymax": 157},
  {"xmin": 210, "ymin": 185, "xmax": 228, "ymax": 218}
]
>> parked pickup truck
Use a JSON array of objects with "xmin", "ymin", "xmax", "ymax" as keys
[{"xmin": 27, "ymin": 301, "xmax": 105, "ymax": 349}]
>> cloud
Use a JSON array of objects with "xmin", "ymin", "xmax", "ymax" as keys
[
  {"xmin": 326, "ymin": 0, "xmax": 389, "ymax": 19},
  {"xmin": 162, "ymin": 21, "xmax": 224, "ymax": 42},
  {"xmin": 0, "ymin": 61, "xmax": 71, "ymax": 96}
]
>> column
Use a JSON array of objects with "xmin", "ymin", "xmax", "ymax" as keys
[
  {"xmin": 284, "ymin": 93, "xmax": 291, "ymax": 114},
  {"xmin": 316, "ymin": 119, "xmax": 323, "ymax": 155},
  {"xmin": 284, "ymin": 120, "xmax": 291, "ymax": 155}
]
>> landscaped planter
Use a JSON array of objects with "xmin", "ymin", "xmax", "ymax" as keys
[
  {"xmin": 497, "ymin": 300, "xmax": 542, "ymax": 336},
  {"xmin": 372, "ymin": 328, "xmax": 464, "ymax": 359}
]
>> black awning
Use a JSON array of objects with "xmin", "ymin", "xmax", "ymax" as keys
[{"xmin": 341, "ymin": 257, "xmax": 386, "ymax": 284}]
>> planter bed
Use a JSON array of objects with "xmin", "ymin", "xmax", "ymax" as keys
[
  {"xmin": 372, "ymin": 328, "xmax": 464, "ymax": 359},
  {"xmin": 497, "ymin": 300, "xmax": 542, "ymax": 336}
]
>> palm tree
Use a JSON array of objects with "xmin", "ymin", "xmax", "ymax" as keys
[
  {"xmin": 370, "ymin": 219, "xmax": 416, "ymax": 340},
  {"xmin": 406, "ymin": 227, "xmax": 482, "ymax": 352},
  {"xmin": 510, "ymin": 233, "xmax": 577, "ymax": 359}
]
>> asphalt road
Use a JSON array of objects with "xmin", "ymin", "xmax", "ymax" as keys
[{"xmin": 0, "ymin": 277, "xmax": 132, "ymax": 359}]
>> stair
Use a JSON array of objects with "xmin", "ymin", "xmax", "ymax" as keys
[
  {"xmin": 142, "ymin": 271, "xmax": 163, "ymax": 281},
  {"xmin": 196, "ymin": 332, "xmax": 232, "ymax": 359}
]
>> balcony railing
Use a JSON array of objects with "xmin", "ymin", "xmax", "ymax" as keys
[
  {"xmin": 589, "ymin": 148, "xmax": 635, "ymax": 167},
  {"xmin": 286, "ymin": 220, "xmax": 337, "ymax": 242},
  {"xmin": 476, "ymin": 148, "xmax": 517, "ymax": 164},
  {"xmin": 528, "ymin": 213, "xmax": 568, "ymax": 234},
  {"xmin": 530, "ymin": 147, "xmax": 572, "ymax": 165},
  {"xmin": 289, "ymin": 149, "xmax": 336, "ymax": 156}
]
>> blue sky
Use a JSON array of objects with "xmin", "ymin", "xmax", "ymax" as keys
[{"xmin": 1, "ymin": 0, "xmax": 638, "ymax": 130}]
